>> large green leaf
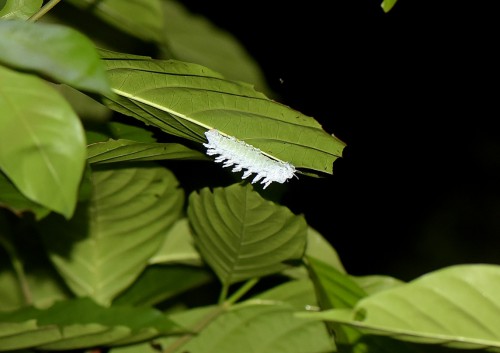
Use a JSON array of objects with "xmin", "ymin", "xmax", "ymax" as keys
[
  {"xmin": 303, "ymin": 264, "xmax": 500, "ymax": 351},
  {"xmin": 0, "ymin": 0, "xmax": 41, "ymax": 19},
  {"xmin": 0, "ymin": 297, "xmax": 178, "ymax": 351},
  {"xmin": 112, "ymin": 301, "xmax": 335, "ymax": 353},
  {"xmin": 38, "ymin": 164, "xmax": 184, "ymax": 305},
  {"xmin": 87, "ymin": 139, "xmax": 207, "ymax": 164},
  {"xmin": 0, "ymin": 66, "xmax": 86, "ymax": 218},
  {"xmin": 0, "ymin": 21, "xmax": 110, "ymax": 95},
  {"xmin": 66, "ymin": 0, "xmax": 163, "ymax": 43},
  {"xmin": 188, "ymin": 183, "xmax": 307, "ymax": 285},
  {"xmin": 161, "ymin": 0, "xmax": 271, "ymax": 94},
  {"xmin": 101, "ymin": 56, "xmax": 346, "ymax": 175}
]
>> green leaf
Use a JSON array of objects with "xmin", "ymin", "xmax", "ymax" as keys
[
  {"xmin": 113, "ymin": 265, "xmax": 213, "ymax": 307},
  {"xmin": 0, "ymin": 0, "xmax": 42, "ymax": 19},
  {"xmin": 112, "ymin": 302, "xmax": 335, "ymax": 353},
  {"xmin": 306, "ymin": 227, "xmax": 346, "ymax": 273},
  {"xmin": 304, "ymin": 264, "xmax": 500, "ymax": 351},
  {"xmin": 281, "ymin": 226, "xmax": 346, "ymax": 280},
  {"xmin": 306, "ymin": 257, "xmax": 426, "ymax": 353},
  {"xmin": 102, "ymin": 56, "xmax": 346, "ymax": 175},
  {"xmin": 381, "ymin": 0, "xmax": 398, "ymax": 12},
  {"xmin": 148, "ymin": 218, "xmax": 203, "ymax": 266},
  {"xmin": 0, "ymin": 172, "xmax": 50, "ymax": 220},
  {"xmin": 98, "ymin": 48, "xmax": 152, "ymax": 60},
  {"xmin": 66, "ymin": 0, "xmax": 163, "ymax": 43},
  {"xmin": 161, "ymin": 0, "xmax": 271, "ymax": 94},
  {"xmin": 0, "ymin": 66, "xmax": 86, "ymax": 218},
  {"xmin": 38, "ymin": 164, "xmax": 184, "ymax": 305},
  {"xmin": 0, "ymin": 21, "xmax": 110, "ymax": 95},
  {"xmin": 87, "ymin": 139, "xmax": 207, "ymax": 164},
  {"xmin": 0, "ymin": 297, "xmax": 178, "ymax": 350},
  {"xmin": 188, "ymin": 183, "xmax": 307, "ymax": 285},
  {"xmin": 307, "ymin": 256, "xmax": 366, "ymax": 310},
  {"xmin": 306, "ymin": 256, "xmax": 372, "ymax": 351},
  {"xmin": 351, "ymin": 274, "xmax": 404, "ymax": 296}
]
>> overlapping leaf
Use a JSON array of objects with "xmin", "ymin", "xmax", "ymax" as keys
[
  {"xmin": 0, "ymin": 21, "xmax": 110, "ymax": 95},
  {"xmin": 307, "ymin": 256, "xmax": 366, "ymax": 310},
  {"xmin": 303, "ymin": 264, "xmax": 500, "ymax": 351},
  {"xmin": 0, "ymin": 172, "xmax": 50, "ymax": 220},
  {"xmin": 0, "ymin": 0, "xmax": 42, "ymax": 19},
  {"xmin": 306, "ymin": 256, "xmax": 417, "ymax": 353},
  {"xmin": 306, "ymin": 227, "xmax": 346, "ymax": 273},
  {"xmin": 161, "ymin": 0, "xmax": 270, "ymax": 94},
  {"xmin": 381, "ymin": 0, "xmax": 398, "ymax": 12},
  {"xmin": 101, "ymin": 55, "xmax": 346, "ymax": 175},
  {"xmin": 66, "ymin": 0, "xmax": 163, "ymax": 43},
  {"xmin": 38, "ymin": 164, "xmax": 184, "ymax": 305},
  {"xmin": 0, "ymin": 298, "xmax": 178, "ymax": 351},
  {"xmin": 0, "ymin": 66, "xmax": 86, "ymax": 218},
  {"xmin": 87, "ymin": 139, "xmax": 206, "ymax": 164},
  {"xmin": 148, "ymin": 218, "xmax": 202, "ymax": 266},
  {"xmin": 188, "ymin": 183, "xmax": 307, "ymax": 285}
]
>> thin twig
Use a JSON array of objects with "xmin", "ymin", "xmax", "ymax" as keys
[
  {"xmin": 28, "ymin": 0, "xmax": 63, "ymax": 22},
  {"xmin": 163, "ymin": 278, "xmax": 260, "ymax": 353},
  {"xmin": 0, "ymin": 231, "xmax": 32, "ymax": 305}
]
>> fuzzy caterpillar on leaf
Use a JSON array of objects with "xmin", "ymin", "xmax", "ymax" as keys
[{"xmin": 203, "ymin": 129, "xmax": 296, "ymax": 189}]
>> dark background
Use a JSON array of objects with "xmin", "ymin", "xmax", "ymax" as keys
[{"xmin": 180, "ymin": 1, "xmax": 500, "ymax": 281}]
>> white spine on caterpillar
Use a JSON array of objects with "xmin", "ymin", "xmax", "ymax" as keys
[{"xmin": 203, "ymin": 129, "xmax": 296, "ymax": 189}]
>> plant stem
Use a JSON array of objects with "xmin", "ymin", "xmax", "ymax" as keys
[
  {"xmin": 217, "ymin": 283, "xmax": 229, "ymax": 305},
  {"xmin": 163, "ymin": 278, "xmax": 259, "ymax": 353},
  {"xmin": 28, "ymin": 0, "xmax": 63, "ymax": 22},
  {"xmin": 0, "ymin": 231, "xmax": 32, "ymax": 305},
  {"xmin": 226, "ymin": 278, "xmax": 259, "ymax": 305},
  {"xmin": 162, "ymin": 304, "xmax": 227, "ymax": 353}
]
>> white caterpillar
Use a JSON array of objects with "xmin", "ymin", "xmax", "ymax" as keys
[{"xmin": 203, "ymin": 129, "xmax": 296, "ymax": 189}]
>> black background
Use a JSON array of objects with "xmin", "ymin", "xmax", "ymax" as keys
[{"xmin": 179, "ymin": 0, "xmax": 500, "ymax": 280}]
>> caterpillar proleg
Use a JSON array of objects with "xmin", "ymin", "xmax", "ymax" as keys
[{"xmin": 203, "ymin": 129, "xmax": 296, "ymax": 189}]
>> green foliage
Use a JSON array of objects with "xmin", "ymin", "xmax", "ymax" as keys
[
  {"xmin": 188, "ymin": 184, "xmax": 307, "ymax": 286},
  {"xmin": 0, "ymin": 65, "xmax": 86, "ymax": 218},
  {"xmin": 101, "ymin": 56, "xmax": 345, "ymax": 174},
  {"xmin": 381, "ymin": 0, "xmax": 399, "ymax": 13},
  {"xmin": 303, "ymin": 264, "xmax": 500, "ymax": 351},
  {"xmin": 0, "ymin": 297, "xmax": 179, "ymax": 350},
  {"xmin": 0, "ymin": 0, "xmax": 42, "ymax": 19},
  {"xmin": 0, "ymin": 20, "xmax": 111, "ymax": 95},
  {"xmin": 1, "ymin": 1, "xmax": 498, "ymax": 353},
  {"xmin": 38, "ymin": 164, "xmax": 184, "ymax": 305}
]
